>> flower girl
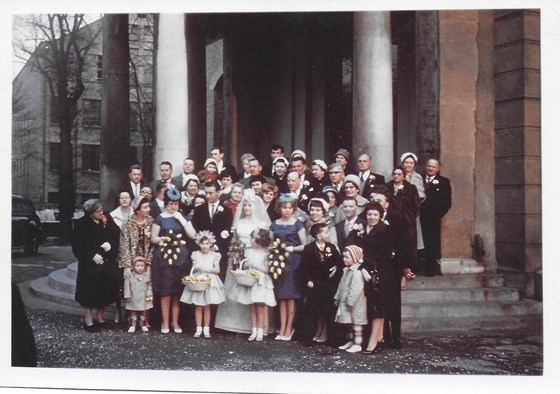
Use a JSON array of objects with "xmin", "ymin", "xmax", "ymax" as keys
[
  {"xmin": 228, "ymin": 228, "xmax": 277, "ymax": 341},
  {"xmin": 334, "ymin": 245, "xmax": 368, "ymax": 353},
  {"xmin": 124, "ymin": 256, "xmax": 153, "ymax": 333},
  {"xmin": 180, "ymin": 231, "xmax": 226, "ymax": 338}
]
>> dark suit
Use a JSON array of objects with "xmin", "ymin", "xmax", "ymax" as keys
[
  {"xmin": 191, "ymin": 202, "xmax": 234, "ymax": 280},
  {"xmin": 420, "ymin": 173, "xmax": 452, "ymax": 275},
  {"xmin": 334, "ymin": 217, "xmax": 367, "ymax": 252},
  {"xmin": 122, "ymin": 181, "xmax": 145, "ymax": 201},
  {"xmin": 217, "ymin": 162, "xmax": 238, "ymax": 182},
  {"xmin": 150, "ymin": 178, "xmax": 182, "ymax": 195},
  {"xmin": 301, "ymin": 241, "xmax": 344, "ymax": 344},
  {"xmin": 358, "ymin": 171, "xmax": 386, "ymax": 199},
  {"xmin": 296, "ymin": 175, "xmax": 319, "ymax": 213},
  {"xmin": 239, "ymin": 174, "xmax": 276, "ymax": 189}
]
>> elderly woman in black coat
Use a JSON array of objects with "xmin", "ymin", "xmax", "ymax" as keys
[{"xmin": 72, "ymin": 199, "xmax": 121, "ymax": 332}]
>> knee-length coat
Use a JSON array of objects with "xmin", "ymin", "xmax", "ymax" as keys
[{"xmin": 72, "ymin": 213, "xmax": 120, "ymax": 308}]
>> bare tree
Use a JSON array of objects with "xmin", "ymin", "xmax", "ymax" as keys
[{"xmin": 14, "ymin": 14, "xmax": 101, "ymax": 241}]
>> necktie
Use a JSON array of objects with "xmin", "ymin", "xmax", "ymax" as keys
[
  {"xmin": 426, "ymin": 176, "xmax": 432, "ymax": 183},
  {"xmin": 211, "ymin": 204, "xmax": 216, "ymax": 219},
  {"xmin": 134, "ymin": 183, "xmax": 139, "ymax": 198},
  {"xmin": 360, "ymin": 173, "xmax": 365, "ymax": 181},
  {"xmin": 344, "ymin": 221, "xmax": 351, "ymax": 237}
]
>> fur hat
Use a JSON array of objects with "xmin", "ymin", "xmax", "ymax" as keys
[{"xmin": 344, "ymin": 245, "xmax": 363, "ymax": 264}]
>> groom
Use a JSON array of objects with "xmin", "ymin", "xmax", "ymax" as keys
[{"xmin": 191, "ymin": 180, "xmax": 234, "ymax": 280}]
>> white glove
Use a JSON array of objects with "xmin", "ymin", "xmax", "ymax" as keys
[
  {"xmin": 93, "ymin": 254, "xmax": 104, "ymax": 265},
  {"xmin": 286, "ymin": 246, "xmax": 294, "ymax": 253},
  {"xmin": 361, "ymin": 268, "xmax": 371, "ymax": 281},
  {"xmin": 100, "ymin": 242, "xmax": 111, "ymax": 252},
  {"xmin": 172, "ymin": 212, "xmax": 187, "ymax": 225},
  {"xmin": 328, "ymin": 266, "xmax": 337, "ymax": 278}
]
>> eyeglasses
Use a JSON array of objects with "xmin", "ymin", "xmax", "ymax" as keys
[
  {"xmin": 392, "ymin": 172, "xmax": 404, "ymax": 176},
  {"xmin": 329, "ymin": 171, "xmax": 342, "ymax": 174},
  {"xmin": 141, "ymin": 190, "xmax": 153, "ymax": 194}
]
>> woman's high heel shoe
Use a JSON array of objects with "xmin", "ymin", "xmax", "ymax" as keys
[
  {"xmin": 280, "ymin": 329, "xmax": 295, "ymax": 341},
  {"xmin": 362, "ymin": 341, "xmax": 383, "ymax": 354}
]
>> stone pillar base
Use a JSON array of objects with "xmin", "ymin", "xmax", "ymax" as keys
[{"xmin": 440, "ymin": 258, "xmax": 485, "ymax": 275}]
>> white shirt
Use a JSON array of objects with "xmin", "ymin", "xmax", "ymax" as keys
[
  {"xmin": 358, "ymin": 170, "xmax": 371, "ymax": 181},
  {"xmin": 130, "ymin": 181, "xmax": 141, "ymax": 199},
  {"xmin": 208, "ymin": 202, "xmax": 219, "ymax": 218}
]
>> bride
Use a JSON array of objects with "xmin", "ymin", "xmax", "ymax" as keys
[{"xmin": 215, "ymin": 189, "xmax": 272, "ymax": 333}]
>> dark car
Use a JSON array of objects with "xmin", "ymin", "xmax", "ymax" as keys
[{"xmin": 12, "ymin": 194, "xmax": 45, "ymax": 255}]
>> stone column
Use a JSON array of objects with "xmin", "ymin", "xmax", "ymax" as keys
[
  {"xmin": 353, "ymin": 11, "xmax": 393, "ymax": 177},
  {"xmin": 154, "ymin": 14, "xmax": 189, "ymax": 174},
  {"xmin": 438, "ymin": 11, "xmax": 496, "ymax": 274}
]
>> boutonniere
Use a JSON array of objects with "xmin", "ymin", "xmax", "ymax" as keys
[
  {"xmin": 100, "ymin": 214, "xmax": 107, "ymax": 228},
  {"xmin": 301, "ymin": 194, "xmax": 308, "ymax": 200},
  {"xmin": 352, "ymin": 223, "xmax": 365, "ymax": 237},
  {"xmin": 324, "ymin": 246, "xmax": 332, "ymax": 258},
  {"xmin": 369, "ymin": 175, "xmax": 375, "ymax": 181},
  {"xmin": 220, "ymin": 230, "xmax": 230, "ymax": 239},
  {"xmin": 382, "ymin": 219, "xmax": 390, "ymax": 226},
  {"xmin": 303, "ymin": 180, "xmax": 310, "ymax": 187},
  {"xmin": 395, "ymin": 184, "xmax": 404, "ymax": 191},
  {"xmin": 217, "ymin": 205, "xmax": 224, "ymax": 212},
  {"xmin": 432, "ymin": 179, "xmax": 439, "ymax": 185},
  {"xmin": 308, "ymin": 187, "xmax": 314, "ymax": 192}
]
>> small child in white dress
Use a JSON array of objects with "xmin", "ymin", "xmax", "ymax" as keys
[
  {"xmin": 228, "ymin": 228, "xmax": 276, "ymax": 342},
  {"xmin": 124, "ymin": 256, "xmax": 153, "ymax": 333},
  {"xmin": 334, "ymin": 245, "xmax": 367, "ymax": 353},
  {"xmin": 180, "ymin": 231, "xmax": 226, "ymax": 338}
]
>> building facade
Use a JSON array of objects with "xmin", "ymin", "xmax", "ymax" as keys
[{"xmin": 12, "ymin": 15, "xmax": 154, "ymax": 209}]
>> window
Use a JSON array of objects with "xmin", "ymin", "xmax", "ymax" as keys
[
  {"xmin": 97, "ymin": 55, "xmax": 103, "ymax": 81},
  {"xmin": 130, "ymin": 102, "xmax": 139, "ymax": 130},
  {"xmin": 49, "ymin": 143, "xmax": 60, "ymax": 170},
  {"xmin": 50, "ymin": 99, "xmax": 58, "ymax": 124},
  {"xmin": 83, "ymin": 99, "xmax": 101, "ymax": 126},
  {"xmin": 81, "ymin": 144, "xmax": 100, "ymax": 171},
  {"xmin": 81, "ymin": 193, "xmax": 99, "ymax": 204}
]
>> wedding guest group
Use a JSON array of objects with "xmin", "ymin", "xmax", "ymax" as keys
[{"xmin": 71, "ymin": 145, "xmax": 452, "ymax": 355}]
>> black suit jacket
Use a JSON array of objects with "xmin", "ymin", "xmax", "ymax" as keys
[
  {"xmin": 150, "ymin": 178, "xmax": 182, "ymax": 195},
  {"xmin": 302, "ymin": 241, "xmax": 344, "ymax": 286},
  {"xmin": 218, "ymin": 163, "xmax": 238, "ymax": 182},
  {"xmin": 149, "ymin": 200, "xmax": 163, "ymax": 219},
  {"xmin": 421, "ymin": 174, "xmax": 452, "ymax": 221},
  {"xmin": 335, "ymin": 217, "xmax": 367, "ymax": 252},
  {"xmin": 191, "ymin": 202, "xmax": 234, "ymax": 256},
  {"xmin": 383, "ymin": 208, "xmax": 409, "ymax": 270},
  {"xmin": 360, "ymin": 172, "xmax": 386, "ymax": 199}
]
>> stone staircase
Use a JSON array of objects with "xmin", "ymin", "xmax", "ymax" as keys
[
  {"xmin": 401, "ymin": 273, "xmax": 542, "ymax": 332},
  {"xmin": 30, "ymin": 263, "xmax": 542, "ymax": 332}
]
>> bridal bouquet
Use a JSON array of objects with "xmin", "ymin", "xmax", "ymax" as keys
[
  {"xmin": 268, "ymin": 239, "xmax": 290, "ymax": 280},
  {"xmin": 159, "ymin": 229, "xmax": 187, "ymax": 266}
]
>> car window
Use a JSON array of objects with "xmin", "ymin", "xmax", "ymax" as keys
[{"xmin": 12, "ymin": 197, "xmax": 35, "ymax": 215}]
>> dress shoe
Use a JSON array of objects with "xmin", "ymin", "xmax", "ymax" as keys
[
  {"xmin": 274, "ymin": 335, "xmax": 285, "ymax": 341},
  {"xmin": 160, "ymin": 328, "xmax": 170, "ymax": 334},
  {"xmin": 338, "ymin": 341, "xmax": 354, "ymax": 350},
  {"xmin": 392, "ymin": 339, "xmax": 402, "ymax": 349},
  {"xmin": 141, "ymin": 326, "xmax": 149, "ymax": 332},
  {"xmin": 83, "ymin": 323, "xmax": 99, "ymax": 333},
  {"xmin": 315, "ymin": 337, "xmax": 328, "ymax": 343},
  {"xmin": 173, "ymin": 327, "xmax": 183, "ymax": 334},
  {"xmin": 362, "ymin": 341, "xmax": 383, "ymax": 354},
  {"xmin": 96, "ymin": 321, "xmax": 111, "ymax": 329},
  {"xmin": 346, "ymin": 344, "xmax": 362, "ymax": 353},
  {"xmin": 279, "ymin": 329, "xmax": 294, "ymax": 341},
  {"xmin": 127, "ymin": 325, "xmax": 136, "ymax": 333}
]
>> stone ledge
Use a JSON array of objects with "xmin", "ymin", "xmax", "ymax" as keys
[{"xmin": 440, "ymin": 258, "xmax": 485, "ymax": 274}]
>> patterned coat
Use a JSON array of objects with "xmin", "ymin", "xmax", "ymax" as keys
[{"xmin": 118, "ymin": 214, "xmax": 154, "ymax": 271}]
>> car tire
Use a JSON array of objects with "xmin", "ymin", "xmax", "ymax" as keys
[{"xmin": 24, "ymin": 238, "xmax": 39, "ymax": 256}]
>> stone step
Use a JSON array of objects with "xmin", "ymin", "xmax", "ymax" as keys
[
  {"xmin": 402, "ymin": 287, "xmax": 520, "ymax": 304},
  {"xmin": 29, "ymin": 276, "xmax": 117, "ymax": 314},
  {"xmin": 402, "ymin": 313, "xmax": 543, "ymax": 332},
  {"xmin": 48, "ymin": 268, "xmax": 76, "ymax": 294},
  {"xmin": 402, "ymin": 300, "xmax": 542, "ymax": 319},
  {"xmin": 67, "ymin": 261, "xmax": 78, "ymax": 279},
  {"xmin": 406, "ymin": 274, "xmax": 504, "ymax": 289},
  {"xmin": 30, "ymin": 276, "xmax": 81, "ymax": 308}
]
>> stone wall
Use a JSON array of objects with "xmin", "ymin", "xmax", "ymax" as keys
[{"xmin": 493, "ymin": 10, "xmax": 541, "ymax": 297}]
